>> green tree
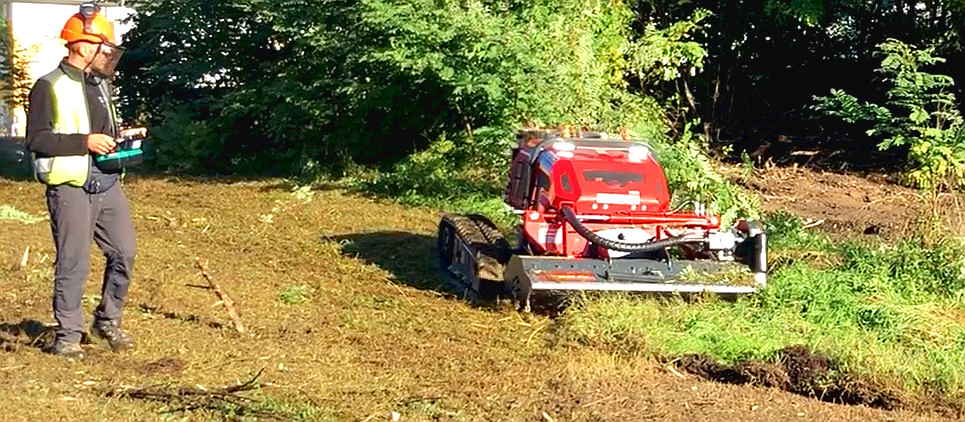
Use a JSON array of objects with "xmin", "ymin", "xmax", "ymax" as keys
[
  {"xmin": 815, "ymin": 39, "xmax": 965, "ymax": 190},
  {"xmin": 119, "ymin": 0, "xmax": 714, "ymax": 175}
]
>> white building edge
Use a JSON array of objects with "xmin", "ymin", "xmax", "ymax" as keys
[{"xmin": 0, "ymin": 0, "xmax": 135, "ymax": 137}]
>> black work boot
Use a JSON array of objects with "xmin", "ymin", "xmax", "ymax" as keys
[
  {"xmin": 48, "ymin": 339, "xmax": 85, "ymax": 359},
  {"xmin": 90, "ymin": 320, "xmax": 135, "ymax": 351}
]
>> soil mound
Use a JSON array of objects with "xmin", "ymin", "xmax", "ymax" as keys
[{"xmin": 676, "ymin": 345, "xmax": 900, "ymax": 409}]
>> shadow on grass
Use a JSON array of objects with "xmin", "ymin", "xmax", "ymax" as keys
[
  {"xmin": 324, "ymin": 231, "xmax": 472, "ymax": 299},
  {"xmin": 137, "ymin": 303, "xmax": 225, "ymax": 330},
  {"xmin": 0, "ymin": 319, "xmax": 54, "ymax": 351}
]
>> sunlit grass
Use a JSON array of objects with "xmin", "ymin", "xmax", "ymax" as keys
[
  {"xmin": 557, "ymin": 210, "xmax": 965, "ymax": 397},
  {"xmin": 0, "ymin": 204, "xmax": 45, "ymax": 224}
]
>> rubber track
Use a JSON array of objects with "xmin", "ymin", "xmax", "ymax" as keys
[
  {"xmin": 466, "ymin": 214, "xmax": 511, "ymax": 263},
  {"xmin": 442, "ymin": 214, "xmax": 489, "ymax": 251},
  {"xmin": 441, "ymin": 213, "xmax": 509, "ymax": 284},
  {"xmin": 442, "ymin": 215, "xmax": 509, "ymax": 260}
]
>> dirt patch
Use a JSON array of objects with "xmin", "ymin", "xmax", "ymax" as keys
[
  {"xmin": 676, "ymin": 345, "xmax": 903, "ymax": 410},
  {"xmin": 139, "ymin": 356, "xmax": 186, "ymax": 376},
  {"xmin": 780, "ymin": 345, "xmax": 831, "ymax": 395},
  {"xmin": 721, "ymin": 164, "xmax": 933, "ymax": 239}
]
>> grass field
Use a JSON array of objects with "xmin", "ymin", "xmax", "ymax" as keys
[
  {"xmin": 556, "ymin": 210, "xmax": 965, "ymax": 408},
  {"xmin": 0, "ymin": 174, "xmax": 958, "ymax": 421}
]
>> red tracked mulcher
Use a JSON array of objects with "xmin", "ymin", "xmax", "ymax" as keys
[{"xmin": 438, "ymin": 130, "xmax": 766, "ymax": 311}]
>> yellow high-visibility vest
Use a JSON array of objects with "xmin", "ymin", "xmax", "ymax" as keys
[{"xmin": 33, "ymin": 68, "xmax": 91, "ymax": 187}]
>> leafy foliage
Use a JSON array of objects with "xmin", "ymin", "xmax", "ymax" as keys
[
  {"xmin": 651, "ymin": 121, "xmax": 760, "ymax": 225},
  {"xmin": 119, "ymin": 1, "xmax": 726, "ymax": 172},
  {"xmin": 147, "ymin": 107, "xmax": 220, "ymax": 172},
  {"xmin": 815, "ymin": 39, "xmax": 965, "ymax": 190},
  {"xmin": 117, "ymin": 0, "xmax": 965, "ymax": 177},
  {"xmin": 359, "ymin": 138, "xmax": 500, "ymax": 200},
  {"xmin": 629, "ymin": 0, "xmax": 965, "ymax": 170},
  {"xmin": 119, "ymin": 0, "xmax": 759, "ymax": 224},
  {"xmin": 629, "ymin": 9, "xmax": 710, "ymax": 85}
]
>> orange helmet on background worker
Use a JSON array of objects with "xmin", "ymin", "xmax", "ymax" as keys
[
  {"xmin": 61, "ymin": 3, "xmax": 117, "ymax": 46},
  {"xmin": 60, "ymin": 2, "xmax": 124, "ymax": 78}
]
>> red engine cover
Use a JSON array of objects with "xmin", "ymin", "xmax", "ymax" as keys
[
  {"xmin": 547, "ymin": 142, "xmax": 669, "ymax": 214},
  {"xmin": 506, "ymin": 137, "xmax": 719, "ymax": 257}
]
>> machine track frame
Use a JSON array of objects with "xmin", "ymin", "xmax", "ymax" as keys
[{"xmin": 437, "ymin": 214, "xmax": 511, "ymax": 300}]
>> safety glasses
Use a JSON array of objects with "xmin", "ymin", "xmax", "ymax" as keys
[
  {"xmin": 78, "ymin": 2, "xmax": 120, "ymax": 48},
  {"xmin": 79, "ymin": 2, "xmax": 98, "ymax": 17},
  {"xmin": 79, "ymin": 2, "xmax": 100, "ymax": 32}
]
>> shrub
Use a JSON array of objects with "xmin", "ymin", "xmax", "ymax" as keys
[
  {"xmin": 815, "ymin": 39, "xmax": 965, "ymax": 190},
  {"xmin": 148, "ymin": 107, "xmax": 221, "ymax": 173}
]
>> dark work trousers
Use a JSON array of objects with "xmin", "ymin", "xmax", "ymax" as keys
[{"xmin": 46, "ymin": 183, "xmax": 136, "ymax": 343}]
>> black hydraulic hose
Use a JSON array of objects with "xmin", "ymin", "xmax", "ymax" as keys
[{"xmin": 560, "ymin": 205, "xmax": 700, "ymax": 252}]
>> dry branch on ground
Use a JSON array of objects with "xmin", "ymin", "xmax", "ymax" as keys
[
  {"xmin": 195, "ymin": 257, "xmax": 246, "ymax": 334},
  {"xmin": 105, "ymin": 368, "xmax": 283, "ymax": 418}
]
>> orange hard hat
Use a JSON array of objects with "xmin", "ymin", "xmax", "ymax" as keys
[{"xmin": 60, "ymin": 4, "xmax": 116, "ymax": 45}]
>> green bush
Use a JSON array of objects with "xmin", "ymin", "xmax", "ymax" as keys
[
  {"xmin": 815, "ymin": 39, "xmax": 965, "ymax": 190},
  {"xmin": 359, "ymin": 138, "xmax": 501, "ymax": 200},
  {"xmin": 651, "ymin": 121, "xmax": 761, "ymax": 227},
  {"xmin": 350, "ymin": 136, "xmax": 514, "ymax": 226},
  {"xmin": 120, "ymin": 1, "xmax": 718, "ymax": 177},
  {"xmin": 148, "ymin": 107, "xmax": 221, "ymax": 173}
]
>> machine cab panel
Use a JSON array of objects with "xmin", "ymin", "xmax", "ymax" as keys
[{"xmin": 505, "ymin": 132, "xmax": 671, "ymax": 215}]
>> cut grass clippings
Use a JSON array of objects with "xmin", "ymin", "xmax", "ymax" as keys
[
  {"xmin": 1, "ymin": 176, "xmax": 955, "ymax": 421},
  {"xmin": 554, "ymin": 211, "xmax": 965, "ymax": 409}
]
